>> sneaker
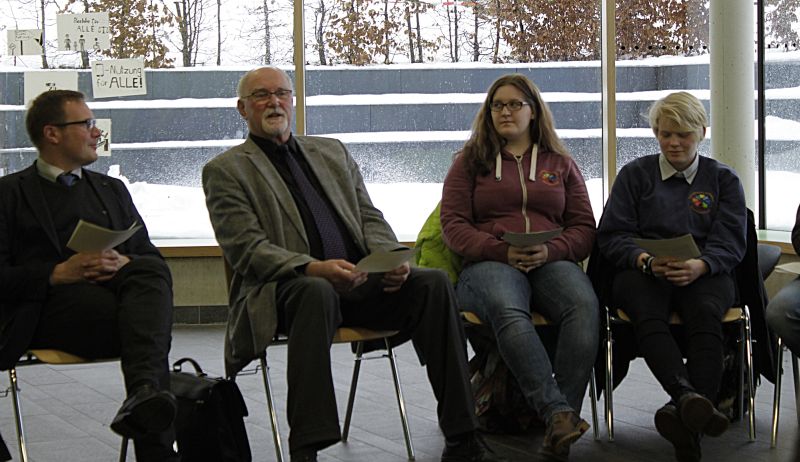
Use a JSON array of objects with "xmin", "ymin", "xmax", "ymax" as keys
[
  {"xmin": 540, "ymin": 411, "xmax": 590, "ymax": 458},
  {"xmin": 441, "ymin": 432, "xmax": 508, "ymax": 462},
  {"xmin": 655, "ymin": 403, "xmax": 701, "ymax": 462},
  {"xmin": 678, "ymin": 392, "xmax": 729, "ymax": 437}
]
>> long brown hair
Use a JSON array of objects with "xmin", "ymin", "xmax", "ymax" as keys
[{"xmin": 461, "ymin": 74, "xmax": 569, "ymax": 177}]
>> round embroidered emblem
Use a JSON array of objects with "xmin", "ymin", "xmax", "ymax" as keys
[
  {"xmin": 688, "ymin": 192, "xmax": 714, "ymax": 213},
  {"xmin": 540, "ymin": 171, "xmax": 559, "ymax": 185}
]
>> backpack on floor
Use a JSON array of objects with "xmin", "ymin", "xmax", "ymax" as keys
[
  {"xmin": 467, "ymin": 326, "xmax": 542, "ymax": 434},
  {"xmin": 171, "ymin": 357, "xmax": 252, "ymax": 462}
]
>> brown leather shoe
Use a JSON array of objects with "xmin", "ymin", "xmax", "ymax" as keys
[{"xmin": 539, "ymin": 411, "xmax": 590, "ymax": 459}]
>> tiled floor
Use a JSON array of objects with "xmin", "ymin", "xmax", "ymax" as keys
[{"xmin": 1, "ymin": 324, "xmax": 798, "ymax": 462}]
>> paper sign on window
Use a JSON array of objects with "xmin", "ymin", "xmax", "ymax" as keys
[
  {"xmin": 91, "ymin": 58, "xmax": 147, "ymax": 98},
  {"xmin": 95, "ymin": 119, "xmax": 112, "ymax": 156},
  {"xmin": 23, "ymin": 71, "xmax": 79, "ymax": 107},
  {"xmin": 56, "ymin": 12, "xmax": 111, "ymax": 52},
  {"xmin": 7, "ymin": 29, "xmax": 44, "ymax": 56}
]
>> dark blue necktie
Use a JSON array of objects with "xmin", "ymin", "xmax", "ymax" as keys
[
  {"xmin": 281, "ymin": 146, "xmax": 348, "ymax": 260},
  {"xmin": 57, "ymin": 173, "xmax": 78, "ymax": 187}
]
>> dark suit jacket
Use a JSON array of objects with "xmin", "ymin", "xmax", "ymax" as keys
[{"xmin": 0, "ymin": 162, "xmax": 162, "ymax": 372}]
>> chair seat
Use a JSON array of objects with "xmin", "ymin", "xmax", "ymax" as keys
[
  {"xmin": 615, "ymin": 307, "xmax": 743, "ymax": 324},
  {"xmin": 28, "ymin": 349, "xmax": 89, "ymax": 364},
  {"xmin": 461, "ymin": 310, "xmax": 549, "ymax": 326},
  {"xmin": 333, "ymin": 328, "xmax": 400, "ymax": 343}
]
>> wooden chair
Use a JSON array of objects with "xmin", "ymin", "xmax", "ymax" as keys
[
  {"xmin": 602, "ymin": 306, "xmax": 755, "ymax": 442},
  {"xmin": 222, "ymin": 260, "xmax": 415, "ymax": 462},
  {"xmin": 4, "ymin": 350, "xmax": 129, "ymax": 462},
  {"xmin": 770, "ymin": 338, "xmax": 800, "ymax": 447},
  {"xmin": 461, "ymin": 310, "xmax": 601, "ymax": 440}
]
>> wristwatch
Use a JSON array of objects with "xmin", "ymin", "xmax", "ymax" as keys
[{"xmin": 641, "ymin": 255, "xmax": 655, "ymax": 276}]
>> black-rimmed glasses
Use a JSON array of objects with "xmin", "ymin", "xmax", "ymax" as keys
[
  {"xmin": 490, "ymin": 101, "xmax": 531, "ymax": 112},
  {"xmin": 51, "ymin": 118, "xmax": 97, "ymax": 130},
  {"xmin": 243, "ymin": 89, "xmax": 293, "ymax": 102}
]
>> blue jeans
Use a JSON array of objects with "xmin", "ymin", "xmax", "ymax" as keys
[
  {"xmin": 767, "ymin": 277, "xmax": 800, "ymax": 355},
  {"xmin": 457, "ymin": 260, "xmax": 599, "ymax": 420}
]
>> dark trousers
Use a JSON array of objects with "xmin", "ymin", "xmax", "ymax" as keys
[
  {"xmin": 29, "ymin": 256, "xmax": 177, "ymax": 462},
  {"xmin": 612, "ymin": 269, "xmax": 735, "ymax": 403},
  {"xmin": 276, "ymin": 267, "xmax": 477, "ymax": 454}
]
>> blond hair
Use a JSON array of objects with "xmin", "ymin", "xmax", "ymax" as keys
[{"xmin": 648, "ymin": 91, "xmax": 707, "ymax": 140}]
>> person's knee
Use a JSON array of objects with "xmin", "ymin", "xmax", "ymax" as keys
[
  {"xmin": 118, "ymin": 256, "xmax": 172, "ymax": 285},
  {"xmin": 766, "ymin": 297, "xmax": 791, "ymax": 337}
]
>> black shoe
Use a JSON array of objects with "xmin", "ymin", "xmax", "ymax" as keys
[
  {"xmin": 110, "ymin": 384, "xmax": 177, "ymax": 439},
  {"xmin": 441, "ymin": 433, "xmax": 507, "ymax": 462},
  {"xmin": 678, "ymin": 392, "xmax": 729, "ymax": 437},
  {"xmin": 655, "ymin": 403, "xmax": 701, "ymax": 462}
]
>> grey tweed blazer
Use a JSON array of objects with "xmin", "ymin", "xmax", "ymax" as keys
[{"xmin": 202, "ymin": 135, "xmax": 401, "ymax": 377}]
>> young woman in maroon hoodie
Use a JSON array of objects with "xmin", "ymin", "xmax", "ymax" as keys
[{"xmin": 440, "ymin": 74, "xmax": 598, "ymax": 461}]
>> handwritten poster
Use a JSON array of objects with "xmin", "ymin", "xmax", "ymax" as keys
[
  {"xmin": 56, "ymin": 12, "xmax": 111, "ymax": 52},
  {"xmin": 7, "ymin": 29, "xmax": 44, "ymax": 56},
  {"xmin": 23, "ymin": 71, "xmax": 79, "ymax": 107},
  {"xmin": 91, "ymin": 58, "xmax": 147, "ymax": 98},
  {"xmin": 95, "ymin": 119, "xmax": 112, "ymax": 156}
]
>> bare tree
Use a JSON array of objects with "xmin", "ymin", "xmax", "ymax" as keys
[
  {"xmin": 312, "ymin": 0, "xmax": 329, "ymax": 65},
  {"xmin": 170, "ymin": 0, "xmax": 207, "ymax": 66}
]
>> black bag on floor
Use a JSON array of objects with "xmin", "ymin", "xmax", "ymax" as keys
[{"xmin": 171, "ymin": 357, "xmax": 252, "ymax": 462}]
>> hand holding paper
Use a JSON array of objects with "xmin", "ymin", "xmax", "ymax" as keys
[
  {"xmin": 354, "ymin": 248, "xmax": 418, "ymax": 273},
  {"xmin": 67, "ymin": 219, "xmax": 141, "ymax": 253},
  {"xmin": 632, "ymin": 234, "xmax": 701, "ymax": 260},
  {"xmin": 502, "ymin": 228, "xmax": 562, "ymax": 247}
]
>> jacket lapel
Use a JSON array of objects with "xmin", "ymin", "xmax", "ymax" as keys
[{"xmin": 18, "ymin": 165, "xmax": 61, "ymax": 256}]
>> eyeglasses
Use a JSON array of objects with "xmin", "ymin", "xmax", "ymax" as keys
[
  {"xmin": 489, "ymin": 101, "xmax": 531, "ymax": 112},
  {"xmin": 51, "ymin": 118, "xmax": 97, "ymax": 130},
  {"xmin": 243, "ymin": 89, "xmax": 293, "ymax": 102}
]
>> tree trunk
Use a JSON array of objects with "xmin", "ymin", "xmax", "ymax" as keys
[
  {"xmin": 40, "ymin": 0, "xmax": 48, "ymax": 68},
  {"xmin": 406, "ymin": 6, "xmax": 415, "ymax": 63},
  {"xmin": 453, "ymin": 4, "xmax": 459, "ymax": 62},
  {"xmin": 415, "ymin": 5, "xmax": 422, "ymax": 62},
  {"xmin": 316, "ymin": 0, "xmax": 327, "ymax": 65},
  {"xmin": 493, "ymin": 0, "xmax": 500, "ymax": 63},
  {"xmin": 383, "ymin": 0, "xmax": 390, "ymax": 64},
  {"xmin": 217, "ymin": 0, "xmax": 221, "ymax": 65},
  {"xmin": 80, "ymin": 0, "xmax": 90, "ymax": 68},
  {"xmin": 263, "ymin": 0, "xmax": 271, "ymax": 64},
  {"xmin": 473, "ymin": 7, "xmax": 478, "ymax": 62}
]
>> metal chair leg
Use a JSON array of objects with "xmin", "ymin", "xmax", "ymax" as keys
[
  {"xmin": 743, "ymin": 306, "xmax": 756, "ymax": 441},
  {"xmin": 260, "ymin": 353, "xmax": 285, "ymax": 462},
  {"xmin": 792, "ymin": 352, "xmax": 800, "ymax": 426},
  {"xmin": 119, "ymin": 437, "xmax": 129, "ymax": 462},
  {"xmin": 589, "ymin": 368, "xmax": 599, "ymax": 441},
  {"xmin": 385, "ymin": 339, "xmax": 415, "ymax": 461},
  {"xmin": 342, "ymin": 341, "xmax": 364, "ymax": 442},
  {"xmin": 604, "ymin": 307, "xmax": 615, "ymax": 442},
  {"xmin": 9, "ymin": 368, "xmax": 29, "ymax": 462},
  {"xmin": 771, "ymin": 337, "xmax": 784, "ymax": 448}
]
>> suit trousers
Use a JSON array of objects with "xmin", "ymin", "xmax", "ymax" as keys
[
  {"xmin": 29, "ymin": 256, "xmax": 177, "ymax": 462},
  {"xmin": 275, "ymin": 267, "xmax": 477, "ymax": 454},
  {"xmin": 612, "ymin": 269, "xmax": 735, "ymax": 402}
]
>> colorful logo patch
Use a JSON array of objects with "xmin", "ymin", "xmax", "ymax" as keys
[
  {"xmin": 688, "ymin": 192, "xmax": 714, "ymax": 213},
  {"xmin": 540, "ymin": 170, "xmax": 559, "ymax": 185}
]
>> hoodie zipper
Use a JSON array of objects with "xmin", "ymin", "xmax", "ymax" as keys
[{"xmin": 513, "ymin": 154, "xmax": 531, "ymax": 233}]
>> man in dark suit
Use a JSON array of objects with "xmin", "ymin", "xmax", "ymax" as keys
[
  {"xmin": 202, "ymin": 66, "xmax": 504, "ymax": 462},
  {"xmin": 0, "ymin": 90, "xmax": 177, "ymax": 461}
]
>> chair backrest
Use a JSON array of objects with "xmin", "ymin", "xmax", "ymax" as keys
[{"xmin": 757, "ymin": 243, "xmax": 782, "ymax": 281}]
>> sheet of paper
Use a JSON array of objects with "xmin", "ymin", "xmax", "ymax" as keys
[
  {"xmin": 67, "ymin": 219, "xmax": 141, "ymax": 253},
  {"xmin": 502, "ymin": 228, "xmax": 562, "ymax": 247},
  {"xmin": 355, "ymin": 248, "xmax": 418, "ymax": 273},
  {"xmin": 775, "ymin": 261, "xmax": 800, "ymax": 276},
  {"xmin": 632, "ymin": 234, "xmax": 701, "ymax": 259}
]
